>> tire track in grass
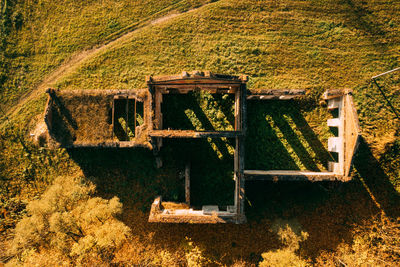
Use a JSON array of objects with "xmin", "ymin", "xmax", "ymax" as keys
[{"xmin": 3, "ymin": 1, "xmax": 219, "ymax": 120}]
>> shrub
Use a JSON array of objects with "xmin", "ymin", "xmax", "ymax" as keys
[
  {"xmin": 259, "ymin": 223, "xmax": 310, "ymax": 267},
  {"xmin": 183, "ymin": 237, "xmax": 208, "ymax": 267},
  {"xmin": 316, "ymin": 217, "xmax": 400, "ymax": 266},
  {"xmin": 152, "ymin": 250, "xmax": 179, "ymax": 267},
  {"xmin": 8, "ymin": 176, "xmax": 131, "ymax": 265}
]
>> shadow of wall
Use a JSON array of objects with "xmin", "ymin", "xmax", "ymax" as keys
[
  {"xmin": 246, "ymin": 100, "xmax": 331, "ymax": 171},
  {"xmin": 50, "ymin": 93, "xmax": 113, "ymax": 145},
  {"xmin": 64, "ymin": 97, "xmax": 399, "ymax": 264}
]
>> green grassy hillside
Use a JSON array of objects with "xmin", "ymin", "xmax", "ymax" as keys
[
  {"xmin": 0, "ymin": 0, "xmax": 211, "ymax": 107},
  {"xmin": 1, "ymin": 0, "xmax": 399, "ymax": 265},
  {"xmin": 54, "ymin": 0, "xmax": 399, "ymax": 182}
]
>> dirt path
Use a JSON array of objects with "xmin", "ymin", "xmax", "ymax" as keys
[{"xmin": 4, "ymin": 3, "xmax": 212, "ymax": 119}]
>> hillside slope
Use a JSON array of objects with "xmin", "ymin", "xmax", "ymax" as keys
[
  {"xmin": 51, "ymin": 0, "xmax": 400, "ymax": 157},
  {"xmin": 0, "ymin": 0, "xmax": 211, "ymax": 108},
  {"xmin": 1, "ymin": 0, "xmax": 399, "ymax": 265}
]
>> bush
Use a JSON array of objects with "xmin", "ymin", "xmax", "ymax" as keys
[
  {"xmin": 152, "ymin": 250, "xmax": 179, "ymax": 267},
  {"xmin": 8, "ymin": 176, "xmax": 131, "ymax": 265},
  {"xmin": 183, "ymin": 237, "xmax": 208, "ymax": 267},
  {"xmin": 259, "ymin": 223, "xmax": 310, "ymax": 267},
  {"xmin": 316, "ymin": 217, "xmax": 400, "ymax": 266}
]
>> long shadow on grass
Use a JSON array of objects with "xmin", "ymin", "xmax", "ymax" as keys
[
  {"xmin": 50, "ymin": 97, "xmax": 77, "ymax": 145},
  {"xmin": 51, "ymin": 93, "xmax": 78, "ymax": 130},
  {"xmin": 146, "ymin": 178, "xmax": 383, "ymax": 264},
  {"xmin": 66, "ymin": 99, "xmax": 399, "ymax": 264},
  {"xmin": 160, "ymin": 138, "xmax": 234, "ymax": 207},
  {"xmin": 210, "ymin": 93, "xmax": 235, "ymax": 127},
  {"xmin": 147, "ymin": 139, "xmax": 399, "ymax": 264},
  {"xmin": 162, "ymin": 92, "xmax": 234, "ymax": 158},
  {"xmin": 67, "ymin": 138, "xmax": 235, "ymax": 209},
  {"xmin": 146, "ymin": 102, "xmax": 399, "ymax": 264},
  {"xmin": 290, "ymin": 109, "xmax": 332, "ymax": 168},
  {"xmin": 352, "ymin": 137, "xmax": 400, "ymax": 218},
  {"xmin": 246, "ymin": 100, "xmax": 329, "ymax": 171},
  {"xmin": 67, "ymin": 147, "xmax": 163, "ymax": 206}
]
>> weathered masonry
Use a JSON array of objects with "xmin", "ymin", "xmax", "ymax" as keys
[{"xmin": 43, "ymin": 71, "xmax": 361, "ymax": 224}]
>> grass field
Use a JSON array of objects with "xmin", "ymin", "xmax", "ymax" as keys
[
  {"xmin": 1, "ymin": 0, "xmax": 399, "ymax": 265},
  {"xmin": 0, "ymin": 0, "xmax": 212, "ymax": 108}
]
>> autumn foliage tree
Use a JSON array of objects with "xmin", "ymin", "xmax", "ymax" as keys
[{"xmin": 9, "ymin": 176, "xmax": 131, "ymax": 265}]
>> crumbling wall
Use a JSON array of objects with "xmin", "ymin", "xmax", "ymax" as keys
[
  {"xmin": 45, "ymin": 89, "xmax": 151, "ymax": 148},
  {"xmin": 344, "ymin": 93, "xmax": 361, "ymax": 176}
]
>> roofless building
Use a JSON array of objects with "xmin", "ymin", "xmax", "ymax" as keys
[{"xmin": 43, "ymin": 71, "xmax": 361, "ymax": 223}]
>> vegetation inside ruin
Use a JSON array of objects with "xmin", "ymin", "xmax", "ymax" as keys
[
  {"xmin": 50, "ymin": 93, "xmax": 114, "ymax": 145},
  {"xmin": 1, "ymin": 0, "xmax": 399, "ymax": 265}
]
